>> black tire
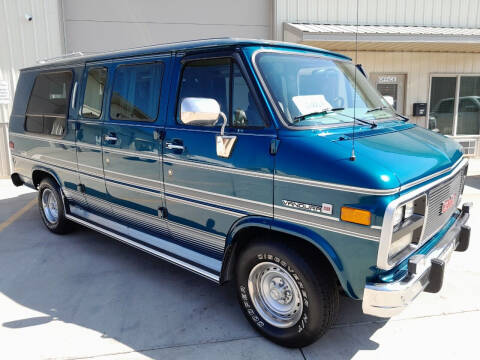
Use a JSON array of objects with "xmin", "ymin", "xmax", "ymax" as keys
[
  {"xmin": 37, "ymin": 178, "xmax": 72, "ymax": 234},
  {"xmin": 235, "ymin": 239, "xmax": 339, "ymax": 347}
]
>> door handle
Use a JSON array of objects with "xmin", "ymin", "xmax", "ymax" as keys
[
  {"xmin": 104, "ymin": 134, "xmax": 118, "ymax": 142},
  {"xmin": 165, "ymin": 142, "xmax": 184, "ymax": 151}
]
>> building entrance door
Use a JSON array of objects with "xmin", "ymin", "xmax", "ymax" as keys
[{"xmin": 370, "ymin": 73, "xmax": 406, "ymax": 115}]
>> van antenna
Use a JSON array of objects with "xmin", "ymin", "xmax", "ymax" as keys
[{"xmin": 350, "ymin": 0, "xmax": 359, "ymax": 162}]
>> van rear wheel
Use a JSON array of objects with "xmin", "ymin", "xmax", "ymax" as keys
[
  {"xmin": 38, "ymin": 178, "xmax": 71, "ymax": 234},
  {"xmin": 235, "ymin": 239, "xmax": 339, "ymax": 348}
]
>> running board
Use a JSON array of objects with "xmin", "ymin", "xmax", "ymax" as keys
[{"xmin": 65, "ymin": 214, "xmax": 220, "ymax": 283}]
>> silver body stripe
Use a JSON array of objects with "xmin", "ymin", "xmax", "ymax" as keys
[
  {"xmin": 166, "ymin": 195, "xmax": 244, "ymax": 218},
  {"xmin": 275, "ymin": 214, "xmax": 380, "ymax": 241},
  {"xmin": 79, "ymin": 192, "xmax": 224, "ymax": 254},
  {"xmin": 11, "ymin": 132, "xmax": 76, "ymax": 146},
  {"xmin": 65, "ymin": 213, "xmax": 220, "ymax": 283},
  {"xmin": 275, "ymin": 175, "xmax": 400, "ymax": 195},
  {"xmin": 104, "ymin": 169, "xmax": 163, "ymax": 189},
  {"xmin": 164, "ymin": 183, "xmax": 272, "ymax": 217},
  {"xmin": 11, "ymin": 132, "xmax": 465, "ymax": 195},
  {"xmin": 273, "ymin": 204, "xmax": 339, "ymax": 222},
  {"xmin": 105, "ymin": 179, "xmax": 163, "ymax": 196},
  {"xmin": 104, "ymin": 147, "xmax": 159, "ymax": 160},
  {"xmin": 398, "ymin": 156, "xmax": 464, "ymax": 192},
  {"xmin": 164, "ymin": 157, "xmax": 273, "ymax": 180}
]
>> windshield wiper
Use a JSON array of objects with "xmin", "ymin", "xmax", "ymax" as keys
[
  {"xmin": 293, "ymin": 108, "xmax": 344, "ymax": 123},
  {"xmin": 333, "ymin": 112, "xmax": 377, "ymax": 128},
  {"xmin": 369, "ymin": 106, "xmax": 410, "ymax": 122},
  {"xmin": 395, "ymin": 113, "xmax": 409, "ymax": 122},
  {"xmin": 366, "ymin": 106, "xmax": 388, "ymax": 113}
]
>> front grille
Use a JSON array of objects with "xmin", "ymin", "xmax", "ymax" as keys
[{"xmin": 421, "ymin": 166, "xmax": 466, "ymax": 243}]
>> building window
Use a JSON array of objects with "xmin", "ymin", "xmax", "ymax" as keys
[
  {"xmin": 110, "ymin": 62, "xmax": 163, "ymax": 121},
  {"xmin": 458, "ymin": 76, "xmax": 480, "ymax": 135},
  {"xmin": 429, "ymin": 75, "xmax": 480, "ymax": 136},
  {"xmin": 25, "ymin": 70, "xmax": 73, "ymax": 136},
  {"xmin": 81, "ymin": 67, "xmax": 107, "ymax": 119}
]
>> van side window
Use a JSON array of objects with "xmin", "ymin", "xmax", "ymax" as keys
[
  {"xmin": 232, "ymin": 63, "xmax": 265, "ymax": 128},
  {"xmin": 81, "ymin": 67, "xmax": 107, "ymax": 119},
  {"xmin": 110, "ymin": 62, "xmax": 163, "ymax": 121},
  {"xmin": 178, "ymin": 58, "xmax": 231, "ymax": 126},
  {"xmin": 25, "ymin": 70, "xmax": 73, "ymax": 136}
]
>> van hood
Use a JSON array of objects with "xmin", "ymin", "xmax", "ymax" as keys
[
  {"xmin": 277, "ymin": 123, "xmax": 464, "ymax": 192},
  {"xmin": 340, "ymin": 125, "xmax": 463, "ymax": 187}
]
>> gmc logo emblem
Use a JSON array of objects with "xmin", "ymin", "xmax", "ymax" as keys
[{"xmin": 441, "ymin": 194, "xmax": 456, "ymax": 214}]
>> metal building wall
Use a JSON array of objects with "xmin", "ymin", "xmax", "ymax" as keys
[
  {"xmin": 0, "ymin": 0, "xmax": 64, "ymax": 177},
  {"xmin": 63, "ymin": 0, "xmax": 273, "ymax": 53},
  {"xmin": 340, "ymin": 51, "xmax": 480, "ymax": 127},
  {"xmin": 273, "ymin": 0, "xmax": 480, "ymax": 40}
]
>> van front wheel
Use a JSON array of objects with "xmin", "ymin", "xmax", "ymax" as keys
[
  {"xmin": 235, "ymin": 240, "xmax": 339, "ymax": 347},
  {"xmin": 38, "ymin": 178, "xmax": 71, "ymax": 234}
]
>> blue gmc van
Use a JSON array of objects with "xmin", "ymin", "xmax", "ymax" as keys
[{"xmin": 8, "ymin": 39, "xmax": 471, "ymax": 347}]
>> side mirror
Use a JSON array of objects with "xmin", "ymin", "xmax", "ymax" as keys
[
  {"xmin": 180, "ymin": 97, "xmax": 237, "ymax": 158},
  {"xmin": 180, "ymin": 97, "xmax": 222, "ymax": 126}
]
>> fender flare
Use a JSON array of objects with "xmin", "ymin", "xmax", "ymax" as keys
[
  {"xmin": 31, "ymin": 166, "xmax": 62, "ymax": 189},
  {"xmin": 221, "ymin": 215, "xmax": 353, "ymax": 297}
]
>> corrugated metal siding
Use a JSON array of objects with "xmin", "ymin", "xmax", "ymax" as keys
[
  {"xmin": 63, "ymin": 0, "xmax": 273, "ymax": 53},
  {"xmin": 0, "ymin": 0, "xmax": 64, "ymax": 177},
  {"xmin": 340, "ymin": 51, "xmax": 480, "ymax": 126},
  {"xmin": 274, "ymin": 0, "xmax": 480, "ymax": 40}
]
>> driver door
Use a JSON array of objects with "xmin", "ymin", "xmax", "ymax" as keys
[{"xmin": 162, "ymin": 52, "xmax": 276, "ymax": 259}]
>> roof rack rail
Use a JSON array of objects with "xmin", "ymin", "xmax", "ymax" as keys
[{"xmin": 37, "ymin": 52, "xmax": 85, "ymax": 64}]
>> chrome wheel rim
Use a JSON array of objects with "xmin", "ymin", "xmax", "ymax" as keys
[
  {"xmin": 248, "ymin": 262, "xmax": 303, "ymax": 328},
  {"xmin": 41, "ymin": 189, "xmax": 58, "ymax": 224}
]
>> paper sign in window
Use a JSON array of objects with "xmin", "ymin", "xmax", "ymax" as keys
[{"xmin": 292, "ymin": 95, "xmax": 332, "ymax": 115}]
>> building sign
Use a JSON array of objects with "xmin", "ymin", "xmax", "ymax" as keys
[
  {"xmin": 0, "ymin": 81, "xmax": 10, "ymax": 104},
  {"xmin": 378, "ymin": 75, "xmax": 398, "ymax": 84}
]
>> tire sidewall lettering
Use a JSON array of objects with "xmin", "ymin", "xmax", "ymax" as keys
[{"xmin": 240, "ymin": 252, "xmax": 309, "ymax": 332}]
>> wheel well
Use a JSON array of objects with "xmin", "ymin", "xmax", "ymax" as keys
[
  {"xmin": 221, "ymin": 227, "xmax": 340, "ymax": 286},
  {"xmin": 32, "ymin": 170, "xmax": 58, "ymax": 189}
]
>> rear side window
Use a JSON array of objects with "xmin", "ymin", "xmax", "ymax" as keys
[
  {"xmin": 110, "ymin": 62, "xmax": 163, "ymax": 121},
  {"xmin": 81, "ymin": 67, "xmax": 107, "ymax": 119},
  {"xmin": 25, "ymin": 70, "xmax": 73, "ymax": 136}
]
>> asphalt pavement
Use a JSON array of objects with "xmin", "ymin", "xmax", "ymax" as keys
[{"xmin": 0, "ymin": 178, "xmax": 479, "ymax": 360}]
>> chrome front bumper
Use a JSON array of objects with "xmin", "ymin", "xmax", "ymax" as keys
[{"xmin": 362, "ymin": 203, "xmax": 471, "ymax": 317}]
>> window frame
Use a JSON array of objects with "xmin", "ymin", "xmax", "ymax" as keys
[
  {"xmin": 24, "ymin": 69, "xmax": 74, "ymax": 137},
  {"xmin": 428, "ymin": 73, "xmax": 480, "ymax": 137},
  {"xmin": 108, "ymin": 61, "xmax": 164, "ymax": 123},
  {"xmin": 175, "ymin": 54, "xmax": 268, "ymax": 130},
  {"xmin": 80, "ymin": 66, "xmax": 108, "ymax": 120}
]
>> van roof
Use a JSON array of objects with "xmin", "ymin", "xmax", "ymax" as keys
[{"xmin": 23, "ymin": 38, "xmax": 351, "ymax": 71}]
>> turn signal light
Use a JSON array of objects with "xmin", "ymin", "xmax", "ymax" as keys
[
  {"xmin": 9, "ymin": 141, "xmax": 14, "ymax": 149},
  {"xmin": 341, "ymin": 207, "xmax": 371, "ymax": 226}
]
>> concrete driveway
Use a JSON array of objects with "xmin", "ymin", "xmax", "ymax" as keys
[{"xmin": 0, "ymin": 178, "xmax": 479, "ymax": 360}]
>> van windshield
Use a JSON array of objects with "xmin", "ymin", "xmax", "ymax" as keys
[{"xmin": 256, "ymin": 52, "xmax": 396, "ymax": 128}]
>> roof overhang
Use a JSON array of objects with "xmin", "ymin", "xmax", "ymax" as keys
[{"xmin": 284, "ymin": 23, "xmax": 480, "ymax": 52}]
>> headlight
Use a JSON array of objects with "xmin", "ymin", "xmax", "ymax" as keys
[
  {"xmin": 404, "ymin": 201, "xmax": 414, "ymax": 219},
  {"xmin": 393, "ymin": 200, "xmax": 415, "ymax": 229},
  {"xmin": 392, "ymin": 206, "xmax": 404, "ymax": 228}
]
